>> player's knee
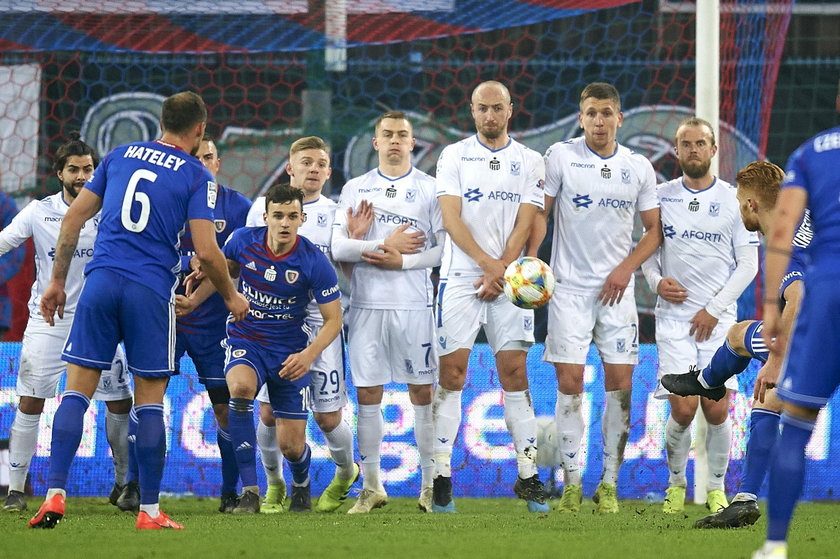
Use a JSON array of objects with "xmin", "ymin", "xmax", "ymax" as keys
[
  {"xmin": 726, "ymin": 321, "xmax": 754, "ymax": 355},
  {"xmin": 17, "ymin": 396, "xmax": 46, "ymax": 415},
  {"xmin": 279, "ymin": 438, "xmax": 305, "ymax": 461},
  {"xmin": 701, "ymin": 397, "xmax": 730, "ymax": 424},
  {"xmin": 670, "ymin": 397, "xmax": 697, "ymax": 425},
  {"xmin": 555, "ymin": 364, "xmax": 585, "ymax": 394},
  {"xmin": 227, "ymin": 380, "xmax": 256, "ymax": 400},
  {"xmin": 105, "ymin": 398, "xmax": 132, "ymax": 415},
  {"xmin": 314, "ymin": 410, "xmax": 341, "ymax": 432},
  {"xmin": 753, "ymin": 388, "xmax": 783, "ymax": 413}
]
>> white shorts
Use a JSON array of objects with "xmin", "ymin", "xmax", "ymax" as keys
[
  {"xmin": 255, "ymin": 326, "xmax": 348, "ymax": 414},
  {"xmin": 347, "ymin": 307, "xmax": 437, "ymax": 387},
  {"xmin": 16, "ymin": 317, "xmax": 132, "ymax": 401},
  {"xmin": 654, "ymin": 316, "xmax": 738, "ymax": 399},
  {"xmin": 544, "ymin": 291, "xmax": 638, "ymax": 365},
  {"xmin": 436, "ymin": 279, "xmax": 534, "ymax": 356}
]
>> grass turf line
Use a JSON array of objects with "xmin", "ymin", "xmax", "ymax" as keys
[{"xmin": 2, "ymin": 497, "xmax": 839, "ymax": 558}]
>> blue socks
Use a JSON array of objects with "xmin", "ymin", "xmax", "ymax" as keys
[
  {"xmin": 217, "ymin": 426, "xmax": 239, "ymax": 494},
  {"xmin": 288, "ymin": 444, "xmax": 311, "ymax": 486},
  {"xmin": 126, "ymin": 407, "xmax": 139, "ymax": 483},
  {"xmin": 701, "ymin": 340, "xmax": 751, "ymax": 387},
  {"xmin": 135, "ymin": 404, "xmax": 166, "ymax": 505},
  {"xmin": 740, "ymin": 409, "xmax": 780, "ymax": 496},
  {"xmin": 228, "ymin": 398, "xmax": 258, "ymax": 487},
  {"xmin": 47, "ymin": 391, "xmax": 90, "ymax": 489},
  {"xmin": 766, "ymin": 413, "xmax": 815, "ymax": 542}
]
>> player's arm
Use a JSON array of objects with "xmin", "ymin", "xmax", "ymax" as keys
[
  {"xmin": 762, "ymin": 186, "xmax": 807, "ymax": 353},
  {"xmin": 279, "ymin": 298, "xmax": 342, "ymax": 381},
  {"xmin": 439, "ymin": 194, "xmax": 507, "ymax": 300},
  {"xmin": 526, "ymin": 199, "xmax": 551, "ymax": 257},
  {"xmin": 40, "ymin": 188, "xmax": 103, "ymax": 325},
  {"xmin": 190, "ymin": 218, "xmax": 248, "ymax": 322},
  {"xmin": 641, "ymin": 247, "xmax": 688, "ymax": 305},
  {"xmin": 176, "ymin": 258, "xmax": 240, "ymax": 316},
  {"xmin": 755, "ymin": 279, "xmax": 803, "ymax": 402},
  {"xmin": 0, "ymin": 201, "xmax": 35, "ymax": 273},
  {"xmin": 599, "ymin": 207, "xmax": 663, "ymax": 306},
  {"xmin": 690, "ymin": 243, "xmax": 758, "ymax": 342}
]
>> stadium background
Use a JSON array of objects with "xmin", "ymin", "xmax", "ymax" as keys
[{"xmin": 1, "ymin": 0, "xmax": 839, "ymax": 500}]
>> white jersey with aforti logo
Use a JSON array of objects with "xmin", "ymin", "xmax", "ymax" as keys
[
  {"xmin": 334, "ymin": 166, "xmax": 442, "ymax": 310},
  {"xmin": 0, "ymin": 193, "xmax": 99, "ymax": 316},
  {"xmin": 655, "ymin": 177, "xmax": 759, "ymax": 322},
  {"xmin": 436, "ymin": 135, "xmax": 545, "ymax": 279},
  {"xmin": 248, "ymin": 194, "xmax": 338, "ymax": 325},
  {"xmin": 544, "ymin": 137, "xmax": 658, "ymax": 295}
]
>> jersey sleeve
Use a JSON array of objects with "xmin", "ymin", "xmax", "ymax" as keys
[
  {"xmin": 523, "ymin": 150, "xmax": 546, "ymax": 209},
  {"xmin": 782, "ymin": 146, "xmax": 807, "ymax": 191},
  {"xmin": 636, "ymin": 158, "xmax": 659, "ymax": 212},
  {"xmin": 85, "ymin": 151, "xmax": 112, "ymax": 198},
  {"xmin": 332, "ymin": 181, "xmax": 356, "ymax": 231},
  {"xmin": 309, "ymin": 250, "xmax": 340, "ymax": 304},
  {"xmin": 435, "ymin": 144, "xmax": 462, "ymax": 198},
  {"xmin": 221, "ymin": 227, "xmax": 247, "ymax": 262},
  {"xmin": 732, "ymin": 219, "xmax": 760, "ymax": 248},
  {"xmin": 543, "ymin": 142, "xmax": 563, "ymax": 198},
  {"xmin": 230, "ymin": 191, "xmax": 253, "ymax": 230},
  {"xmin": 0, "ymin": 199, "xmax": 35, "ymax": 253},
  {"xmin": 187, "ymin": 167, "xmax": 217, "ymax": 222},
  {"xmin": 246, "ymin": 197, "xmax": 266, "ymax": 227}
]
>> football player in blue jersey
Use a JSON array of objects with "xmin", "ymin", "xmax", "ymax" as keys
[
  {"xmin": 31, "ymin": 91, "xmax": 249, "ymax": 531},
  {"xmin": 751, "ymin": 100, "xmax": 840, "ymax": 559},
  {"xmin": 178, "ymin": 183, "xmax": 342, "ymax": 514},
  {"xmin": 661, "ymin": 161, "xmax": 808, "ymax": 530},
  {"xmin": 173, "ymin": 133, "xmax": 251, "ymax": 513}
]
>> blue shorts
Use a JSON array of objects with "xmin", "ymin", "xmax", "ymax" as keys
[
  {"xmin": 224, "ymin": 338, "xmax": 309, "ymax": 420},
  {"xmin": 778, "ymin": 277, "xmax": 840, "ymax": 409},
  {"xmin": 63, "ymin": 269, "xmax": 176, "ymax": 378},
  {"xmin": 175, "ymin": 330, "xmax": 226, "ymax": 387},
  {"xmin": 743, "ymin": 320, "xmax": 769, "ymax": 364}
]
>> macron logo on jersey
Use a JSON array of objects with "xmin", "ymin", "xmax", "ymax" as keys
[
  {"xmin": 464, "ymin": 188, "xmax": 483, "ymax": 202},
  {"xmin": 572, "ymin": 194, "xmax": 592, "ymax": 208},
  {"xmin": 663, "ymin": 225, "xmax": 676, "ymax": 239}
]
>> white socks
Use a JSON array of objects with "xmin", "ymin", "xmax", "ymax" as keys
[
  {"xmin": 432, "ymin": 387, "xmax": 462, "ymax": 478},
  {"xmin": 105, "ymin": 410, "xmax": 130, "ymax": 486},
  {"xmin": 503, "ymin": 390, "xmax": 538, "ymax": 479},
  {"xmin": 322, "ymin": 419, "xmax": 356, "ymax": 479},
  {"xmin": 413, "ymin": 404, "xmax": 435, "ymax": 488},
  {"xmin": 256, "ymin": 419, "xmax": 283, "ymax": 484},
  {"xmin": 555, "ymin": 391, "xmax": 584, "ymax": 486},
  {"xmin": 706, "ymin": 417, "xmax": 732, "ymax": 491},
  {"xmin": 8, "ymin": 411, "xmax": 40, "ymax": 492},
  {"xmin": 666, "ymin": 416, "xmax": 691, "ymax": 487},
  {"xmin": 357, "ymin": 404, "xmax": 384, "ymax": 490},
  {"xmin": 602, "ymin": 390, "xmax": 631, "ymax": 486}
]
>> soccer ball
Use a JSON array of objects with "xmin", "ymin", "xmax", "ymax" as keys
[
  {"xmin": 503, "ymin": 256, "xmax": 555, "ymax": 309},
  {"xmin": 535, "ymin": 416, "xmax": 560, "ymax": 468}
]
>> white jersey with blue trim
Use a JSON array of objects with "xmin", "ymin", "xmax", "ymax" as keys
[
  {"xmin": 334, "ymin": 166, "xmax": 442, "ymax": 310},
  {"xmin": 247, "ymin": 194, "xmax": 338, "ymax": 324},
  {"xmin": 655, "ymin": 177, "xmax": 759, "ymax": 321},
  {"xmin": 0, "ymin": 193, "xmax": 99, "ymax": 317},
  {"xmin": 544, "ymin": 137, "xmax": 658, "ymax": 295},
  {"xmin": 435, "ymin": 135, "xmax": 545, "ymax": 279}
]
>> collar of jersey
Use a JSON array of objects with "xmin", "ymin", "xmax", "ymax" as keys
[
  {"xmin": 475, "ymin": 135, "xmax": 512, "ymax": 153},
  {"xmin": 377, "ymin": 167, "xmax": 413, "ymax": 182},
  {"xmin": 680, "ymin": 176, "xmax": 717, "ymax": 195},
  {"xmin": 303, "ymin": 196, "xmax": 322, "ymax": 206},
  {"xmin": 154, "ymin": 139, "xmax": 186, "ymax": 152},
  {"xmin": 584, "ymin": 140, "xmax": 620, "ymax": 160}
]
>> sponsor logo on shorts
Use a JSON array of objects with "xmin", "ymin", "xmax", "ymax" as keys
[
  {"xmin": 524, "ymin": 316, "xmax": 533, "ymax": 331},
  {"xmin": 616, "ymin": 338, "xmax": 626, "ymax": 353},
  {"xmin": 438, "ymin": 335, "xmax": 447, "ymax": 349},
  {"xmin": 232, "ymin": 349, "xmax": 247, "ymax": 358}
]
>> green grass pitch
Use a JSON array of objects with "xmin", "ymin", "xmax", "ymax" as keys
[{"xmin": 3, "ymin": 496, "xmax": 839, "ymax": 558}]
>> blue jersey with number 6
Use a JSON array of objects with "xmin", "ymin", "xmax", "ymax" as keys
[{"xmin": 85, "ymin": 140, "xmax": 216, "ymax": 300}]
